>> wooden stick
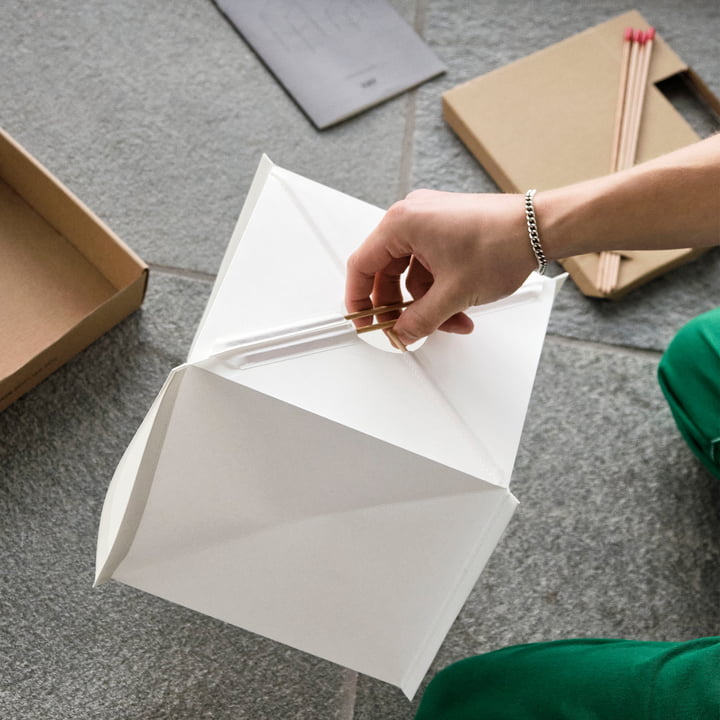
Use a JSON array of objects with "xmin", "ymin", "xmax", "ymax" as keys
[
  {"xmin": 610, "ymin": 27, "xmax": 634, "ymax": 173},
  {"xmin": 347, "ymin": 300, "xmax": 415, "ymax": 340},
  {"xmin": 344, "ymin": 299, "xmax": 413, "ymax": 321},
  {"xmin": 619, "ymin": 29, "xmax": 644, "ymax": 171},
  {"xmin": 597, "ymin": 28, "xmax": 656, "ymax": 295},
  {"xmin": 625, "ymin": 27, "xmax": 655, "ymax": 168},
  {"xmin": 355, "ymin": 319, "xmax": 398, "ymax": 334},
  {"xmin": 599, "ymin": 249, "xmax": 617, "ymax": 295},
  {"xmin": 597, "ymin": 254, "xmax": 604, "ymax": 293},
  {"xmin": 597, "ymin": 27, "xmax": 636, "ymax": 294},
  {"xmin": 599, "ymin": 254, "xmax": 608, "ymax": 294},
  {"xmin": 385, "ymin": 328, "xmax": 408, "ymax": 352},
  {"xmin": 609, "ymin": 252, "xmax": 621, "ymax": 292},
  {"xmin": 611, "ymin": 30, "xmax": 653, "ymax": 292}
]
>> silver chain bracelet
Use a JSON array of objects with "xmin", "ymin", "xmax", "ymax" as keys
[{"xmin": 524, "ymin": 189, "xmax": 547, "ymax": 275}]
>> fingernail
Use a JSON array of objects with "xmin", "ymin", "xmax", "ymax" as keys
[
  {"xmin": 386, "ymin": 329, "xmax": 408, "ymax": 352},
  {"xmin": 396, "ymin": 327, "xmax": 418, "ymax": 346}
]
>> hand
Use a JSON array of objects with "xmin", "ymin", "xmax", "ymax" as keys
[{"xmin": 345, "ymin": 189, "xmax": 537, "ymax": 346}]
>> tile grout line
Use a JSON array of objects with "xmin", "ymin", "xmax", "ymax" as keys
[
  {"xmin": 546, "ymin": 332, "xmax": 665, "ymax": 359},
  {"xmin": 148, "ymin": 263, "xmax": 218, "ymax": 283},
  {"xmin": 337, "ymin": 669, "xmax": 359, "ymax": 720},
  {"xmin": 396, "ymin": 0, "xmax": 428, "ymax": 200},
  {"xmin": 397, "ymin": 91, "xmax": 418, "ymax": 200}
]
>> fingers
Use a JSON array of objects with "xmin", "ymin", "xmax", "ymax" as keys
[
  {"xmin": 405, "ymin": 256, "xmax": 434, "ymax": 301},
  {"xmin": 372, "ymin": 257, "xmax": 410, "ymax": 324},
  {"xmin": 346, "ymin": 252, "xmax": 384, "ymax": 328},
  {"xmin": 345, "ymin": 196, "xmax": 475, "ymax": 343},
  {"xmin": 345, "ymin": 208, "xmax": 412, "ymax": 326},
  {"xmin": 393, "ymin": 281, "xmax": 469, "ymax": 346},
  {"xmin": 438, "ymin": 312, "xmax": 474, "ymax": 335}
]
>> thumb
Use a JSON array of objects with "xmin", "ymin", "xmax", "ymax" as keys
[{"xmin": 393, "ymin": 283, "xmax": 462, "ymax": 345}]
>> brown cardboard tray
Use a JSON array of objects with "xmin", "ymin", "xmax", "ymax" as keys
[{"xmin": 0, "ymin": 128, "xmax": 148, "ymax": 411}]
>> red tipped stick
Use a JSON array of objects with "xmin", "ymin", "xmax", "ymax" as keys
[
  {"xmin": 598, "ymin": 28, "xmax": 641, "ymax": 294},
  {"xmin": 619, "ymin": 29, "xmax": 645, "ymax": 170},
  {"xmin": 610, "ymin": 27, "xmax": 634, "ymax": 172},
  {"xmin": 626, "ymin": 27, "xmax": 655, "ymax": 167},
  {"xmin": 599, "ymin": 28, "xmax": 658, "ymax": 294}
]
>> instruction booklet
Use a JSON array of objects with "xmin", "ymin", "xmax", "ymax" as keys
[{"xmin": 214, "ymin": 0, "xmax": 445, "ymax": 128}]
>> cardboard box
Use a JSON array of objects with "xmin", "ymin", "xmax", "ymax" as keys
[
  {"xmin": 442, "ymin": 10, "xmax": 720, "ymax": 298},
  {"xmin": 0, "ymin": 128, "xmax": 148, "ymax": 411}
]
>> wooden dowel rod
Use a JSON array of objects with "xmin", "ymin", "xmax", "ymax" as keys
[
  {"xmin": 344, "ymin": 299, "xmax": 413, "ymax": 321},
  {"xmin": 610, "ymin": 27, "xmax": 634, "ymax": 173},
  {"xmin": 355, "ymin": 319, "xmax": 398, "ymax": 334},
  {"xmin": 597, "ymin": 27, "xmax": 654, "ymax": 296},
  {"xmin": 626, "ymin": 28, "xmax": 655, "ymax": 168},
  {"xmin": 385, "ymin": 328, "xmax": 408, "ymax": 352},
  {"xmin": 619, "ymin": 29, "xmax": 643, "ymax": 171}
]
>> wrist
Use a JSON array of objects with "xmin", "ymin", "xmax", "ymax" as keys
[
  {"xmin": 523, "ymin": 190, "xmax": 548, "ymax": 274},
  {"xmin": 529, "ymin": 178, "xmax": 613, "ymax": 261}
]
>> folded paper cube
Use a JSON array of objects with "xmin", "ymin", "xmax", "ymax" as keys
[{"xmin": 95, "ymin": 157, "xmax": 564, "ymax": 698}]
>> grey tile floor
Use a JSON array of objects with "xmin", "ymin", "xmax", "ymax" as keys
[{"xmin": 1, "ymin": 1, "xmax": 718, "ymax": 718}]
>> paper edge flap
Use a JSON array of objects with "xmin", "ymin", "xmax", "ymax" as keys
[
  {"xmin": 94, "ymin": 366, "xmax": 188, "ymax": 585},
  {"xmin": 399, "ymin": 490, "xmax": 520, "ymax": 698},
  {"xmin": 553, "ymin": 272, "xmax": 568, "ymax": 298},
  {"xmin": 477, "ymin": 272, "xmax": 566, "ymax": 488},
  {"xmin": 187, "ymin": 155, "xmax": 276, "ymax": 363}
]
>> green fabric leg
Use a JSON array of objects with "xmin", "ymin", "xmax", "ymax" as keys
[
  {"xmin": 415, "ymin": 637, "xmax": 720, "ymax": 720},
  {"xmin": 658, "ymin": 308, "xmax": 720, "ymax": 480}
]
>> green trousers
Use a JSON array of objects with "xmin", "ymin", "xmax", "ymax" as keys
[
  {"xmin": 658, "ymin": 307, "xmax": 720, "ymax": 480},
  {"xmin": 415, "ymin": 638, "xmax": 720, "ymax": 719},
  {"xmin": 416, "ymin": 309, "xmax": 720, "ymax": 719}
]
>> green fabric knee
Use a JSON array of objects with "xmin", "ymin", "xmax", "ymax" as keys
[
  {"xmin": 415, "ymin": 637, "xmax": 720, "ymax": 719},
  {"xmin": 658, "ymin": 307, "xmax": 720, "ymax": 480}
]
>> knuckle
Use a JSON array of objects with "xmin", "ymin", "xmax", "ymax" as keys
[
  {"xmin": 346, "ymin": 251, "xmax": 359, "ymax": 271},
  {"xmin": 346, "ymin": 250, "xmax": 371, "ymax": 277},
  {"xmin": 404, "ymin": 305, "xmax": 434, "ymax": 338},
  {"xmin": 406, "ymin": 273, "xmax": 432, "ymax": 298},
  {"xmin": 405, "ymin": 188, "xmax": 433, "ymax": 202},
  {"xmin": 385, "ymin": 199, "xmax": 410, "ymax": 224}
]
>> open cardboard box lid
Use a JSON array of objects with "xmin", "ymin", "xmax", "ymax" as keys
[
  {"xmin": 442, "ymin": 10, "xmax": 720, "ymax": 298},
  {"xmin": 0, "ymin": 128, "xmax": 147, "ymax": 411}
]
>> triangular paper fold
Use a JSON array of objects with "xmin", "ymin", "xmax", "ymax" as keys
[{"xmin": 96, "ymin": 156, "xmax": 565, "ymax": 698}]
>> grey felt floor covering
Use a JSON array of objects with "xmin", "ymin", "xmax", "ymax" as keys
[{"xmin": 2, "ymin": 1, "xmax": 719, "ymax": 718}]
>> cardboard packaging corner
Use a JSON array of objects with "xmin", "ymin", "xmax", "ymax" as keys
[
  {"xmin": 0, "ymin": 128, "xmax": 148, "ymax": 412},
  {"xmin": 442, "ymin": 9, "xmax": 720, "ymax": 299}
]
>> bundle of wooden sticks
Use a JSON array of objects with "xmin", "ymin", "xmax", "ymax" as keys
[
  {"xmin": 346, "ymin": 299, "xmax": 412, "ymax": 351},
  {"xmin": 596, "ymin": 26, "xmax": 656, "ymax": 295}
]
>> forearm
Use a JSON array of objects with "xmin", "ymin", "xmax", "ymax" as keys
[
  {"xmin": 345, "ymin": 135, "xmax": 720, "ymax": 343},
  {"xmin": 535, "ymin": 134, "xmax": 720, "ymax": 260}
]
